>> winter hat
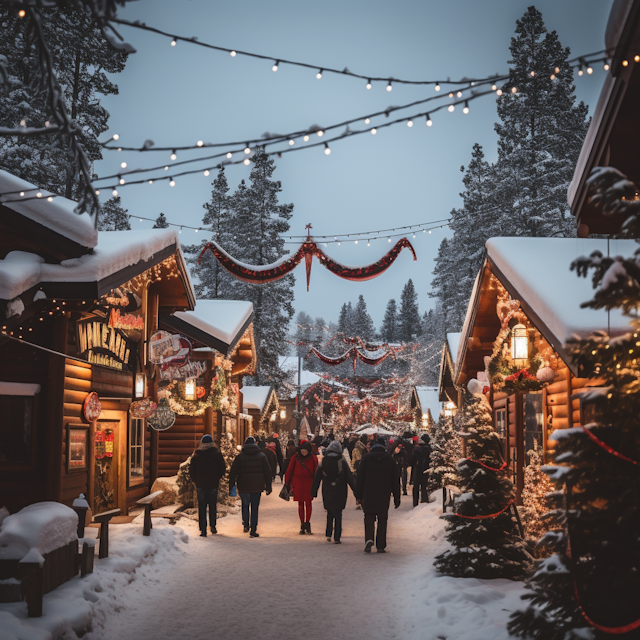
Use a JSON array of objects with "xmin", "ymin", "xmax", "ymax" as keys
[
  {"xmin": 273, "ymin": 433, "xmax": 279, "ymax": 438},
  {"xmin": 299, "ymin": 441, "xmax": 312, "ymax": 454},
  {"xmin": 326, "ymin": 440, "xmax": 342, "ymax": 454},
  {"xmin": 245, "ymin": 436, "xmax": 256, "ymax": 445},
  {"xmin": 421, "ymin": 433, "xmax": 431, "ymax": 444},
  {"xmin": 201, "ymin": 434, "xmax": 213, "ymax": 444},
  {"xmin": 412, "ymin": 436, "xmax": 419, "ymax": 443},
  {"xmin": 376, "ymin": 437, "xmax": 386, "ymax": 447}
]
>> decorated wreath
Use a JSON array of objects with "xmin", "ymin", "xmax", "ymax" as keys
[{"xmin": 166, "ymin": 365, "xmax": 226, "ymax": 416}]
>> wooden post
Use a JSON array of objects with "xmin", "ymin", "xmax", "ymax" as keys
[
  {"xmin": 143, "ymin": 503, "xmax": 153, "ymax": 536},
  {"xmin": 204, "ymin": 406, "xmax": 214, "ymax": 438},
  {"xmin": 22, "ymin": 563, "xmax": 43, "ymax": 618},
  {"xmin": 80, "ymin": 542, "xmax": 94, "ymax": 577},
  {"xmin": 93, "ymin": 509, "xmax": 120, "ymax": 559},
  {"xmin": 566, "ymin": 370, "xmax": 574, "ymax": 430}
]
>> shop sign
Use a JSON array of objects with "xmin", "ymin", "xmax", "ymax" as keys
[
  {"xmin": 109, "ymin": 308, "xmax": 144, "ymax": 331},
  {"xmin": 77, "ymin": 318, "xmax": 134, "ymax": 372},
  {"xmin": 159, "ymin": 359, "xmax": 207, "ymax": 381},
  {"xmin": 147, "ymin": 398, "xmax": 176, "ymax": 431},
  {"xmin": 83, "ymin": 391, "xmax": 102, "ymax": 422},
  {"xmin": 149, "ymin": 331, "xmax": 192, "ymax": 366},
  {"xmin": 130, "ymin": 398, "xmax": 158, "ymax": 419}
]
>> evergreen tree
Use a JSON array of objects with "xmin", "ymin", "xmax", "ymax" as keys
[
  {"xmin": 96, "ymin": 196, "xmax": 130, "ymax": 231},
  {"xmin": 428, "ymin": 412, "xmax": 462, "ymax": 491},
  {"xmin": 509, "ymin": 167, "xmax": 640, "ymax": 640},
  {"xmin": 0, "ymin": 5, "xmax": 128, "ymax": 198},
  {"xmin": 152, "ymin": 213, "xmax": 169, "ymax": 229},
  {"xmin": 435, "ymin": 394, "xmax": 534, "ymax": 580},
  {"xmin": 398, "ymin": 279, "xmax": 421, "ymax": 342},
  {"xmin": 293, "ymin": 311, "xmax": 314, "ymax": 360},
  {"xmin": 337, "ymin": 302, "xmax": 354, "ymax": 336},
  {"xmin": 351, "ymin": 294, "xmax": 375, "ymax": 341},
  {"xmin": 380, "ymin": 299, "xmax": 399, "ymax": 343}
]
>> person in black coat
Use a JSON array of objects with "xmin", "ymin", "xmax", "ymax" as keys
[
  {"xmin": 189, "ymin": 434, "xmax": 227, "ymax": 536},
  {"xmin": 229, "ymin": 436, "xmax": 272, "ymax": 537},
  {"xmin": 411, "ymin": 433, "xmax": 433, "ymax": 507},
  {"xmin": 311, "ymin": 440, "xmax": 356, "ymax": 543},
  {"xmin": 392, "ymin": 444, "xmax": 409, "ymax": 496},
  {"xmin": 267, "ymin": 434, "xmax": 285, "ymax": 480},
  {"xmin": 258, "ymin": 440, "xmax": 278, "ymax": 480},
  {"xmin": 355, "ymin": 438, "xmax": 401, "ymax": 553}
]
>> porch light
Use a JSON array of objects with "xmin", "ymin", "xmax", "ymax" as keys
[
  {"xmin": 421, "ymin": 414, "xmax": 429, "ymax": 427},
  {"xmin": 280, "ymin": 408, "xmax": 286, "ymax": 420},
  {"xmin": 443, "ymin": 401, "xmax": 456, "ymax": 418},
  {"xmin": 511, "ymin": 323, "xmax": 529, "ymax": 367},
  {"xmin": 135, "ymin": 373, "xmax": 145, "ymax": 398},
  {"xmin": 184, "ymin": 378, "xmax": 196, "ymax": 401}
]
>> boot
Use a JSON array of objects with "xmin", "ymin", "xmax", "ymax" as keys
[
  {"xmin": 300, "ymin": 524, "xmax": 306, "ymax": 535},
  {"xmin": 305, "ymin": 522, "xmax": 312, "ymax": 535},
  {"xmin": 210, "ymin": 526, "xmax": 217, "ymax": 534},
  {"xmin": 243, "ymin": 523, "xmax": 250, "ymax": 533},
  {"xmin": 249, "ymin": 530, "xmax": 259, "ymax": 538}
]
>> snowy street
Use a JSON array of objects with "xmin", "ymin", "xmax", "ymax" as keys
[{"xmin": 77, "ymin": 489, "xmax": 525, "ymax": 640}]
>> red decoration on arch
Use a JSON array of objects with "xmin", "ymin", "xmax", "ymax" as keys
[
  {"xmin": 198, "ymin": 236, "xmax": 417, "ymax": 291},
  {"xmin": 306, "ymin": 345, "xmax": 395, "ymax": 373}
]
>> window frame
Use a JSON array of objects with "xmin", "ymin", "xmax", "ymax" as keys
[
  {"xmin": 0, "ymin": 392, "xmax": 38, "ymax": 470},
  {"xmin": 128, "ymin": 416, "xmax": 145, "ymax": 487}
]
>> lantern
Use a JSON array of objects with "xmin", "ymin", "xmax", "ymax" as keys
[
  {"xmin": 443, "ymin": 401, "xmax": 456, "ymax": 418},
  {"xmin": 135, "ymin": 373, "xmax": 145, "ymax": 398},
  {"xmin": 421, "ymin": 414, "xmax": 429, "ymax": 427},
  {"xmin": 184, "ymin": 378, "xmax": 196, "ymax": 401},
  {"xmin": 511, "ymin": 323, "xmax": 529, "ymax": 368},
  {"xmin": 270, "ymin": 411, "xmax": 276, "ymax": 422},
  {"xmin": 280, "ymin": 408, "xmax": 286, "ymax": 420}
]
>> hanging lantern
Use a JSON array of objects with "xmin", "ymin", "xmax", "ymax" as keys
[
  {"xmin": 443, "ymin": 401, "xmax": 456, "ymax": 418},
  {"xmin": 184, "ymin": 378, "xmax": 196, "ymax": 401},
  {"xmin": 135, "ymin": 373, "xmax": 145, "ymax": 398},
  {"xmin": 511, "ymin": 323, "xmax": 529, "ymax": 368},
  {"xmin": 280, "ymin": 408, "xmax": 286, "ymax": 420}
]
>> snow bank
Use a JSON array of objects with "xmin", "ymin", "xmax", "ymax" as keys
[
  {"xmin": 0, "ymin": 503, "xmax": 77, "ymax": 560},
  {"xmin": 173, "ymin": 299, "xmax": 253, "ymax": 346},
  {"xmin": 447, "ymin": 332, "xmax": 461, "ymax": 367}
]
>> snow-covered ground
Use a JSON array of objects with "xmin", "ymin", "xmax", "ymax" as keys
[{"xmin": 1, "ymin": 490, "xmax": 527, "ymax": 640}]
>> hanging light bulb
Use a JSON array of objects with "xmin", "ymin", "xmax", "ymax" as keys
[
  {"xmin": 95, "ymin": 190, "xmax": 100, "ymax": 196},
  {"xmin": 112, "ymin": 189, "xmax": 118, "ymax": 196},
  {"xmin": 578, "ymin": 66, "xmax": 583, "ymax": 76},
  {"xmin": 303, "ymin": 135, "xmax": 310, "ymax": 142},
  {"xmin": 491, "ymin": 84, "xmax": 497, "ymax": 91},
  {"xmin": 169, "ymin": 178, "xmax": 176, "ymax": 187},
  {"xmin": 412, "ymin": 233, "xmax": 416, "ymax": 238},
  {"xmin": 171, "ymin": 39, "xmax": 177, "ymax": 46},
  {"xmin": 19, "ymin": 191, "xmax": 24, "ymax": 196},
  {"xmin": 388, "ymin": 237, "xmax": 391, "ymax": 242},
  {"xmin": 338, "ymin": 241, "xmax": 341, "ymax": 245},
  {"xmin": 364, "ymin": 117, "xmax": 371, "ymax": 125},
  {"xmin": 316, "ymin": 69, "xmax": 323, "ymax": 79},
  {"xmin": 407, "ymin": 119, "xmax": 413, "ymax": 127},
  {"xmin": 204, "ymin": 170, "xmax": 210, "ymax": 176},
  {"xmin": 148, "ymin": 180, "xmax": 153, "ymax": 185},
  {"xmin": 324, "ymin": 142, "xmax": 331, "ymax": 155},
  {"xmin": 367, "ymin": 241, "xmax": 371, "ymax": 246},
  {"xmin": 530, "ymin": 70, "xmax": 535, "ymax": 77},
  {"xmin": 18, "ymin": 9, "xmax": 25, "ymax": 17},
  {"xmin": 288, "ymin": 139, "xmax": 294, "ymax": 146},
  {"xmin": 587, "ymin": 64, "xmax": 593, "ymax": 74},
  {"xmin": 456, "ymin": 90, "xmax": 462, "ymax": 97},
  {"xmin": 428, "ymin": 229, "xmax": 432, "ymax": 234},
  {"xmin": 426, "ymin": 114, "xmax": 433, "ymax": 127},
  {"xmin": 604, "ymin": 62, "xmax": 610, "ymax": 71},
  {"xmin": 511, "ymin": 87, "xmax": 517, "ymax": 93},
  {"xmin": 164, "ymin": 166, "xmax": 169, "ymax": 171},
  {"xmin": 197, "ymin": 140, "xmax": 204, "ymax": 147},
  {"xmin": 226, "ymin": 152, "xmax": 232, "ymax": 159},
  {"xmin": 317, "ymin": 130, "xmax": 324, "ymax": 137},
  {"xmin": 435, "ymin": 83, "xmax": 441, "ymax": 91},
  {"xmin": 371, "ymin": 128, "xmax": 377, "ymax": 135},
  {"xmin": 354, "ymin": 239, "xmax": 358, "ymax": 244},
  {"xmin": 555, "ymin": 67, "xmax": 560, "ymax": 73},
  {"xmin": 120, "ymin": 161, "xmax": 127, "ymax": 168},
  {"xmin": 623, "ymin": 59, "xmax": 629, "ymax": 67},
  {"xmin": 272, "ymin": 60, "xmax": 279, "ymax": 72},
  {"xmin": 386, "ymin": 81, "xmax": 392, "ymax": 92},
  {"xmin": 112, "ymin": 134, "xmax": 120, "ymax": 141},
  {"xmin": 230, "ymin": 50, "xmax": 236, "ymax": 57},
  {"xmin": 366, "ymin": 79, "xmax": 372, "ymax": 90},
  {"xmin": 463, "ymin": 101, "xmax": 470, "ymax": 114},
  {"xmin": 448, "ymin": 92, "xmax": 454, "ymax": 98},
  {"xmin": 169, "ymin": 149, "xmax": 177, "ymax": 161},
  {"xmin": 244, "ymin": 158, "xmax": 250, "ymax": 166},
  {"xmin": 496, "ymin": 89, "xmax": 503, "ymax": 96},
  {"xmin": 448, "ymin": 104, "xmax": 455, "ymax": 112},
  {"xmin": 47, "ymin": 196, "xmax": 53, "ymax": 202},
  {"xmin": 36, "ymin": 192, "xmax": 42, "ymax": 198},
  {"xmin": 179, "ymin": 226, "xmax": 183, "ymax": 233},
  {"xmin": 550, "ymin": 74, "xmax": 556, "ymax": 80},
  {"xmin": 635, "ymin": 55, "xmax": 640, "ymax": 63},
  {"xmin": 244, "ymin": 145, "xmax": 251, "ymax": 154},
  {"xmin": 119, "ymin": 177, "xmax": 125, "ymax": 185}
]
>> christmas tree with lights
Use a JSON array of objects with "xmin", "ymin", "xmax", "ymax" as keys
[
  {"xmin": 509, "ymin": 166, "xmax": 640, "ymax": 639},
  {"xmin": 520, "ymin": 440, "xmax": 553, "ymax": 554},
  {"xmin": 428, "ymin": 412, "xmax": 462, "ymax": 491},
  {"xmin": 217, "ymin": 431, "xmax": 238, "ymax": 504},
  {"xmin": 435, "ymin": 393, "xmax": 534, "ymax": 579}
]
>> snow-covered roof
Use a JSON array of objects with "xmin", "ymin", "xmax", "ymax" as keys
[
  {"xmin": 446, "ymin": 333, "xmax": 461, "ymax": 367},
  {"xmin": 457, "ymin": 269, "xmax": 482, "ymax": 370},
  {"xmin": 0, "ymin": 170, "xmax": 97, "ymax": 249},
  {"xmin": 174, "ymin": 300, "xmax": 253, "ymax": 347},
  {"xmin": 414, "ymin": 386, "xmax": 441, "ymax": 422},
  {"xmin": 278, "ymin": 355, "xmax": 324, "ymax": 396},
  {"xmin": 242, "ymin": 386, "xmax": 277, "ymax": 415},
  {"xmin": 487, "ymin": 237, "xmax": 632, "ymax": 345}
]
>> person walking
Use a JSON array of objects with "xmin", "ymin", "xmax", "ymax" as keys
[
  {"xmin": 284, "ymin": 441, "xmax": 319, "ymax": 534},
  {"xmin": 392, "ymin": 442, "xmax": 409, "ymax": 496},
  {"xmin": 283, "ymin": 439, "xmax": 297, "ymax": 477},
  {"xmin": 268, "ymin": 433, "xmax": 285, "ymax": 481},
  {"xmin": 351, "ymin": 435, "xmax": 368, "ymax": 509},
  {"xmin": 229, "ymin": 436, "xmax": 272, "ymax": 538},
  {"xmin": 189, "ymin": 434, "xmax": 227, "ymax": 537},
  {"xmin": 258, "ymin": 439, "xmax": 278, "ymax": 481},
  {"xmin": 411, "ymin": 434, "xmax": 433, "ymax": 507},
  {"xmin": 355, "ymin": 438, "xmax": 401, "ymax": 553},
  {"xmin": 311, "ymin": 440, "xmax": 355, "ymax": 544}
]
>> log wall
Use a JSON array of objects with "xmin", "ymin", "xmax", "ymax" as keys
[{"xmin": 157, "ymin": 414, "xmax": 204, "ymax": 477}]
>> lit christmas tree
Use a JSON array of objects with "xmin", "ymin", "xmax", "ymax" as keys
[
  {"xmin": 428, "ymin": 412, "xmax": 462, "ymax": 491},
  {"xmin": 435, "ymin": 393, "xmax": 534, "ymax": 579},
  {"xmin": 520, "ymin": 440, "xmax": 553, "ymax": 554},
  {"xmin": 217, "ymin": 432, "xmax": 238, "ymax": 504}
]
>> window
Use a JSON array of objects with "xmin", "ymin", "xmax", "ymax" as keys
[
  {"xmin": 128, "ymin": 417, "xmax": 144, "ymax": 485},
  {"xmin": 524, "ymin": 392, "xmax": 544, "ymax": 454},
  {"xmin": 495, "ymin": 408, "xmax": 507, "ymax": 439},
  {"xmin": 0, "ymin": 395, "xmax": 34, "ymax": 466}
]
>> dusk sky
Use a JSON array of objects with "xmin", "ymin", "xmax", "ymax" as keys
[{"xmin": 94, "ymin": 0, "xmax": 612, "ymax": 328}]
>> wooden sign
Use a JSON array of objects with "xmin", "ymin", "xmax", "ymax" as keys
[
  {"xmin": 147, "ymin": 398, "xmax": 176, "ymax": 431},
  {"xmin": 77, "ymin": 318, "xmax": 134, "ymax": 372},
  {"xmin": 83, "ymin": 392, "xmax": 102, "ymax": 422},
  {"xmin": 66, "ymin": 424, "xmax": 89, "ymax": 472},
  {"xmin": 130, "ymin": 398, "xmax": 158, "ymax": 419}
]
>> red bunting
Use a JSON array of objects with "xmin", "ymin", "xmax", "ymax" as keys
[
  {"xmin": 198, "ymin": 236, "xmax": 417, "ymax": 291},
  {"xmin": 306, "ymin": 345, "xmax": 394, "ymax": 373}
]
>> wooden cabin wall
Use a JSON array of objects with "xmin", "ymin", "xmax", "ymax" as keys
[{"xmin": 157, "ymin": 414, "xmax": 204, "ymax": 477}]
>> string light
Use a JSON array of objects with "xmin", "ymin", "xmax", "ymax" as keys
[
  {"xmin": 456, "ymin": 90, "xmax": 462, "ymax": 97},
  {"xmin": 407, "ymin": 119, "xmax": 413, "ymax": 127},
  {"xmin": 496, "ymin": 89, "xmax": 503, "ymax": 96},
  {"xmin": 448, "ymin": 104, "xmax": 454, "ymax": 112},
  {"xmin": 170, "ymin": 150, "xmax": 177, "ymax": 160},
  {"xmin": 435, "ymin": 83, "xmax": 441, "ymax": 91},
  {"xmin": 226, "ymin": 152, "xmax": 232, "ymax": 159},
  {"xmin": 119, "ymin": 177, "xmax": 125, "ymax": 185},
  {"xmin": 426, "ymin": 114, "xmax": 433, "ymax": 126},
  {"xmin": 316, "ymin": 69, "xmax": 323, "ymax": 79},
  {"xmin": 18, "ymin": 9, "xmax": 25, "ymax": 17},
  {"xmin": 324, "ymin": 142, "xmax": 331, "ymax": 155},
  {"xmin": 303, "ymin": 135, "xmax": 310, "ymax": 142},
  {"xmin": 550, "ymin": 74, "xmax": 556, "ymax": 80},
  {"xmin": 604, "ymin": 62, "xmax": 610, "ymax": 70},
  {"xmin": 112, "ymin": 189, "xmax": 118, "ymax": 196},
  {"xmin": 530, "ymin": 70, "xmax": 535, "ymax": 77},
  {"xmin": 366, "ymin": 79, "xmax": 372, "ymax": 90},
  {"xmin": 36, "ymin": 192, "xmax": 42, "ymax": 198},
  {"xmin": 511, "ymin": 86, "xmax": 517, "ymax": 93},
  {"xmin": 197, "ymin": 140, "xmax": 204, "ymax": 147},
  {"xmin": 371, "ymin": 128, "xmax": 377, "ymax": 135},
  {"xmin": 170, "ymin": 39, "xmax": 177, "ymax": 46},
  {"xmin": 243, "ymin": 158, "xmax": 250, "ymax": 165},
  {"xmin": 587, "ymin": 64, "xmax": 593, "ymax": 74},
  {"xmin": 120, "ymin": 162, "xmax": 127, "ymax": 168},
  {"xmin": 19, "ymin": 191, "xmax": 24, "ymax": 197},
  {"xmin": 463, "ymin": 101, "xmax": 469, "ymax": 114},
  {"xmin": 47, "ymin": 196, "xmax": 53, "ymax": 202},
  {"xmin": 578, "ymin": 66, "xmax": 583, "ymax": 76},
  {"xmin": 364, "ymin": 118, "xmax": 370, "ymax": 125},
  {"xmin": 317, "ymin": 130, "xmax": 324, "ymax": 137},
  {"xmin": 95, "ymin": 189, "xmax": 100, "ymax": 195},
  {"xmin": 169, "ymin": 178, "xmax": 175, "ymax": 187},
  {"xmin": 623, "ymin": 60, "xmax": 629, "ymax": 67},
  {"xmin": 635, "ymin": 55, "xmax": 640, "ymax": 63},
  {"xmin": 387, "ymin": 81, "xmax": 393, "ymax": 92},
  {"xmin": 230, "ymin": 50, "xmax": 236, "ymax": 57},
  {"xmin": 244, "ymin": 145, "xmax": 251, "ymax": 154},
  {"xmin": 203, "ymin": 169, "xmax": 210, "ymax": 176},
  {"xmin": 288, "ymin": 139, "xmax": 294, "ymax": 146},
  {"xmin": 555, "ymin": 67, "xmax": 560, "ymax": 73},
  {"xmin": 491, "ymin": 84, "xmax": 497, "ymax": 91}
]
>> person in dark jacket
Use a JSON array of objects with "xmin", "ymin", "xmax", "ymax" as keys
[
  {"xmin": 392, "ymin": 444, "xmax": 409, "ymax": 495},
  {"xmin": 268, "ymin": 433, "xmax": 285, "ymax": 480},
  {"xmin": 189, "ymin": 434, "xmax": 227, "ymax": 536},
  {"xmin": 229, "ymin": 436, "xmax": 272, "ymax": 537},
  {"xmin": 355, "ymin": 438, "xmax": 401, "ymax": 553},
  {"xmin": 258, "ymin": 439, "xmax": 278, "ymax": 480},
  {"xmin": 311, "ymin": 440, "xmax": 355, "ymax": 543},
  {"xmin": 283, "ymin": 439, "xmax": 297, "ymax": 476},
  {"xmin": 411, "ymin": 434, "xmax": 433, "ymax": 507}
]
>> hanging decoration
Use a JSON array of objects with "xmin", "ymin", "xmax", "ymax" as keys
[
  {"xmin": 166, "ymin": 365, "xmax": 226, "ymax": 416},
  {"xmin": 94, "ymin": 429, "xmax": 105, "ymax": 459},
  {"xmin": 148, "ymin": 397, "xmax": 176, "ymax": 431},
  {"xmin": 83, "ymin": 392, "xmax": 102, "ymax": 422},
  {"xmin": 104, "ymin": 430, "xmax": 114, "ymax": 458},
  {"xmin": 130, "ymin": 398, "xmax": 157, "ymax": 419},
  {"xmin": 307, "ymin": 345, "xmax": 395, "ymax": 373},
  {"xmin": 199, "ymin": 229, "xmax": 416, "ymax": 291}
]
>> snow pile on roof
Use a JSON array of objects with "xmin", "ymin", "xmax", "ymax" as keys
[
  {"xmin": 174, "ymin": 299, "xmax": 253, "ymax": 346},
  {"xmin": 0, "ymin": 251, "xmax": 45, "ymax": 300},
  {"xmin": 487, "ymin": 237, "xmax": 634, "ymax": 344},
  {"xmin": 457, "ymin": 270, "xmax": 482, "ymax": 369},
  {"xmin": 0, "ymin": 502, "xmax": 77, "ymax": 560},
  {"xmin": 0, "ymin": 169, "xmax": 97, "ymax": 248},
  {"xmin": 242, "ymin": 386, "xmax": 273, "ymax": 412},
  {"xmin": 415, "ymin": 386, "xmax": 442, "ymax": 422},
  {"xmin": 446, "ymin": 333, "xmax": 461, "ymax": 366},
  {"xmin": 0, "ymin": 381, "xmax": 41, "ymax": 396}
]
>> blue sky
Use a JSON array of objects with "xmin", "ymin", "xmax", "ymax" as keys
[{"xmin": 96, "ymin": 0, "xmax": 612, "ymax": 328}]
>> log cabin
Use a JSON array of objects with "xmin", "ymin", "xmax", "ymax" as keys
[
  {"xmin": 241, "ymin": 386, "xmax": 280, "ymax": 434},
  {"xmin": 438, "ymin": 332, "xmax": 462, "ymax": 409},
  {"xmin": 452, "ymin": 236, "xmax": 633, "ymax": 502},
  {"xmin": 410, "ymin": 386, "xmax": 441, "ymax": 429}
]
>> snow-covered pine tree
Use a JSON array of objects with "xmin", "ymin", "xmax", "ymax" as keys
[
  {"xmin": 435, "ymin": 393, "xmax": 534, "ymax": 580},
  {"xmin": 217, "ymin": 432, "xmax": 237, "ymax": 504},
  {"xmin": 509, "ymin": 166, "xmax": 640, "ymax": 640},
  {"xmin": 233, "ymin": 148, "xmax": 295, "ymax": 388},
  {"xmin": 428, "ymin": 412, "xmax": 462, "ymax": 491},
  {"xmin": 351, "ymin": 294, "xmax": 375, "ymax": 341},
  {"xmin": 0, "ymin": 4, "xmax": 128, "ymax": 198},
  {"xmin": 96, "ymin": 196, "xmax": 131, "ymax": 231},
  {"xmin": 398, "ymin": 279, "xmax": 421, "ymax": 342},
  {"xmin": 293, "ymin": 311, "xmax": 315, "ymax": 369},
  {"xmin": 380, "ymin": 299, "xmax": 399, "ymax": 343},
  {"xmin": 493, "ymin": 6, "xmax": 589, "ymax": 239},
  {"xmin": 520, "ymin": 440, "xmax": 553, "ymax": 554},
  {"xmin": 153, "ymin": 213, "xmax": 169, "ymax": 228},
  {"xmin": 337, "ymin": 302, "xmax": 354, "ymax": 337}
]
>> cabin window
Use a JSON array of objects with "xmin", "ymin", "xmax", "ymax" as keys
[
  {"xmin": 128, "ymin": 417, "xmax": 144, "ymax": 485},
  {"xmin": 495, "ymin": 408, "xmax": 507, "ymax": 438},
  {"xmin": 0, "ymin": 396, "xmax": 34, "ymax": 466},
  {"xmin": 524, "ymin": 392, "xmax": 544, "ymax": 453}
]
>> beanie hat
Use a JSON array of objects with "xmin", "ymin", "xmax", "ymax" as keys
[
  {"xmin": 421, "ymin": 433, "xmax": 431, "ymax": 444},
  {"xmin": 258, "ymin": 440, "xmax": 266, "ymax": 448},
  {"xmin": 272, "ymin": 433, "xmax": 279, "ymax": 438},
  {"xmin": 245, "ymin": 436, "xmax": 256, "ymax": 445},
  {"xmin": 413, "ymin": 436, "xmax": 419, "ymax": 443},
  {"xmin": 326, "ymin": 440, "xmax": 342, "ymax": 454},
  {"xmin": 376, "ymin": 437, "xmax": 386, "ymax": 446},
  {"xmin": 299, "ymin": 441, "xmax": 312, "ymax": 454},
  {"xmin": 201, "ymin": 434, "xmax": 213, "ymax": 444}
]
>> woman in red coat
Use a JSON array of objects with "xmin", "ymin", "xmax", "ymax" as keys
[{"xmin": 284, "ymin": 441, "xmax": 318, "ymax": 535}]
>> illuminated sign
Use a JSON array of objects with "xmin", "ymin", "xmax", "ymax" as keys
[
  {"xmin": 77, "ymin": 319, "xmax": 134, "ymax": 371},
  {"xmin": 109, "ymin": 308, "xmax": 144, "ymax": 331}
]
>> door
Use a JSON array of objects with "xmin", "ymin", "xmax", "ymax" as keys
[{"xmin": 92, "ymin": 410, "xmax": 128, "ymax": 514}]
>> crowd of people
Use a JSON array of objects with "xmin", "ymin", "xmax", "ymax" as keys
[{"xmin": 189, "ymin": 430, "xmax": 433, "ymax": 553}]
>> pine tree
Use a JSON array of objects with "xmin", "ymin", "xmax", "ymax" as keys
[
  {"xmin": 293, "ymin": 311, "xmax": 314, "ymax": 362},
  {"xmin": 428, "ymin": 413, "xmax": 462, "ymax": 490},
  {"xmin": 153, "ymin": 213, "xmax": 169, "ymax": 229},
  {"xmin": 398, "ymin": 279, "xmax": 421, "ymax": 342},
  {"xmin": 380, "ymin": 299, "xmax": 399, "ymax": 343},
  {"xmin": 509, "ymin": 167, "xmax": 640, "ymax": 640},
  {"xmin": 0, "ymin": 5, "xmax": 128, "ymax": 198},
  {"xmin": 351, "ymin": 295, "xmax": 375, "ymax": 341},
  {"xmin": 217, "ymin": 432, "xmax": 237, "ymax": 504},
  {"xmin": 337, "ymin": 302, "xmax": 354, "ymax": 337},
  {"xmin": 435, "ymin": 394, "xmax": 534, "ymax": 580},
  {"xmin": 96, "ymin": 196, "xmax": 130, "ymax": 231}
]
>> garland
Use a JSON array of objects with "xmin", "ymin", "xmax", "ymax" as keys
[
  {"xmin": 466, "ymin": 458, "xmax": 507, "ymax": 472},
  {"xmin": 166, "ymin": 366, "xmax": 226, "ymax": 416},
  {"xmin": 306, "ymin": 345, "xmax": 396, "ymax": 373},
  {"xmin": 454, "ymin": 500, "xmax": 515, "ymax": 519},
  {"xmin": 199, "ymin": 236, "xmax": 417, "ymax": 291},
  {"xmin": 580, "ymin": 426, "xmax": 639, "ymax": 465}
]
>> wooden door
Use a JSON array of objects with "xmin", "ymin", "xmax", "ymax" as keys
[{"xmin": 93, "ymin": 410, "xmax": 127, "ymax": 514}]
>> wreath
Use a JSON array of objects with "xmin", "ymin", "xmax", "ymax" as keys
[{"xmin": 167, "ymin": 366, "xmax": 226, "ymax": 416}]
